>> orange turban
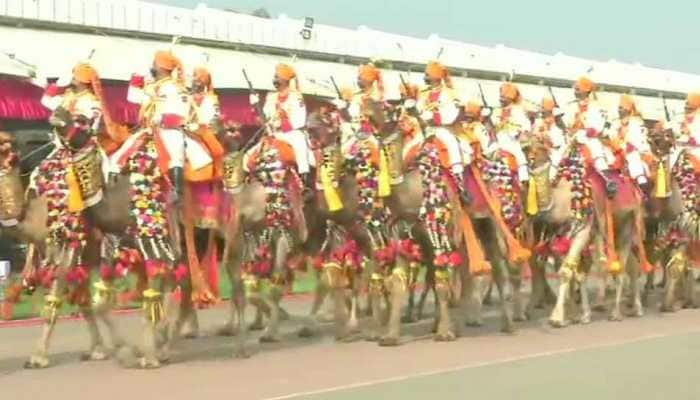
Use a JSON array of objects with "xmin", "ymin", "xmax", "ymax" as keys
[
  {"xmin": 500, "ymin": 82, "xmax": 520, "ymax": 102},
  {"xmin": 154, "ymin": 50, "xmax": 184, "ymax": 81},
  {"xmin": 575, "ymin": 76, "xmax": 596, "ymax": 93},
  {"xmin": 275, "ymin": 63, "xmax": 296, "ymax": 81},
  {"xmin": 425, "ymin": 61, "xmax": 447, "ymax": 80},
  {"xmin": 340, "ymin": 86, "xmax": 355, "ymax": 102},
  {"xmin": 71, "ymin": 63, "xmax": 118, "ymax": 143},
  {"xmin": 619, "ymin": 94, "xmax": 638, "ymax": 115},
  {"xmin": 687, "ymin": 91, "xmax": 700, "ymax": 111},
  {"xmin": 73, "ymin": 63, "xmax": 98, "ymax": 84},
  {"xmin": 465, "ymin": 100, "xmax": 482, "ymax": 116},
  {"xmin": 193, "ymin": 67, "xmax": 212, "ymax": 91},
  {"xmin": 541, "ymin": 97, "xmax": 555, "ymax": 112},
  {"xmin": 358, "ymin": 64, "xmax": 381, "ymax": 83}
]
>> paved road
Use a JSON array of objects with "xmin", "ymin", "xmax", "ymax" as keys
[{"xmin": 0, "ymin": 290, "xmax": 698, "ymax": 400}]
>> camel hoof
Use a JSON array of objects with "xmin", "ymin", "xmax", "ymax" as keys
[
  {"xmin": 298, "ymin": 326, "xmax": 316, "ymax": 338},
  {"xmin": 683, "ymin": 302, "xmax": 699, "ymax": 310},
  {"xmin": 249, "ymin": 322, "xmax": 265, "ymax": 331},
  {"xmin": 216, "ymin": 324, "xmax": 238, "ymax": 337},
  {"xmin": 465, "ymin": 321, "xmax": 483, "ymax": 328},
  {"xmin": 279, "ymin": 308, "xmax": 291, "ymax": 321},
  {"xmin": 434, "ymin": 331, "xmax": 457, "ymax": 342},
  {"xmin": 592, "ymin": 304, "xmax": 607, "ymax": 312},
  {"xmin": 138, "ymin": 357, "xmax": 161, "ymax": 369},
  {"xmin": 233, "ymin": 347, "xmax": 252, "ymax": 359},
  {"xmin": 24, "ymin": 356, "xmax": 50, "ymax": 369},
  {"xmin": 513, "ymin": 314, "xmax": 527, "ymax": 323},
  {"xmin": 80, "ymin": 347, "xmax": 109, "ymax": 362},
  {"xmin": 549, "ymin": 319, "xmax": 569, "ymax": 328},
  {"xmin": 579, "ymin": 315, "xmax": 592, "ymax": 325},
  {"xmin": 608, "ymin": 313, "xmax": 623, "ymax": 322},
  {"xmin": 501, "ymin": 324, "xmax": 517, "ymax": 334},
  {"xmin": 365, "ymin": 333, "xmax": 381, "ymax": 342},
  {"xmin": 316, "ymin": 313, "xmax": 335, "ymax": 323},
  {"xmin": 259, "ymin": 334, "xmax": 281, "ymax": 344},
  {"xmin": 378, "ymin": 337, "xmax": 400, "ymax": 347},
  {"xmin": 401, "ymin": 315, "xmax": 418, "ymax": 324}
]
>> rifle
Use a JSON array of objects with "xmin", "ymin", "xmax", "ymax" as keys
[
  {"xmin": 399, "ymin": 73, "xmax": 428, "ymax": 132},
  {"xmin": 477, "ymin": 83, "xmax": 496, "ymax": 140},
  {"xmin": 329, "ymin": 75, "xmax": 351, "ymax": 121},
  {"xmin": 241, "ymin": 68, "xmax": 269, "ymax": 150},
  {"xmin": 661, "ymin": 94, "xmax": 671, "ymax": 122}
]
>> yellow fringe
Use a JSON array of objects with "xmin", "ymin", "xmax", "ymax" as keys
[
  {"xmin": 320, "ymin": 163, "xmax": 343, "ymax": 212},
  {"xmin": 526, "ymin": 176, "xmax": 539, "ymax": 215},
  {"xmin": 66, "ymin": 167, "xmax": 85, "ymax": 213},
  {"xmin": 655, "ymin": 160, "xmax": 668, "ymax": 198},
  {"xmin": 378, "ymin": 148, "xmax": 392, "ymax": 198}
]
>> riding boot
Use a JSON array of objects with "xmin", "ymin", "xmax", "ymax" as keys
[
  {"xmin": 602, "ymin": 169, "xmax": 618, "ymax": 198},
  {"xmin": 454, "ymin": 170, "xmax": 472, "ymax": 205},
  {"xmin": 169, "ymin": 167, "xmax": 185, "ymax": 205},
  {"xmin": 300, "ymin": 171, "xmax": 315, "ymax": 201}
]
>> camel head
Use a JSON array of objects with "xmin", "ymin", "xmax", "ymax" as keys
[
  {"xmin": 0, "ymin": 131, "xmax": 19, "ymax": 171},
  {"xmin": 525, "ymin": 137, "xmax": 551, "ymax": 170},
  {"xmin": 307, "ymin": 108, "xmax": 341, "ymax": 149},
  {"xmin": 49, "ymin": 106, "xmax": 93, "ymax": 150},
  {"xmin": 649, "ymin": 121, "xmax": 674, "ymax": 157}
]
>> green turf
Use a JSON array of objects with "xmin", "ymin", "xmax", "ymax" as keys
[
  {"xmin": 302, "ymin": 332, "xmax": 700, "ymax": 400},
  {"xmin": 1, "ymin": 268, "xmax": 319, "ymax": 321}
]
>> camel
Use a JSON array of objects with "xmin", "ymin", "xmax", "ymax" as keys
[
  {"xmin": 646, "ymin": 126, "xmax": 699, "ymax": 312},
  {"xmin": 0, "ymin": 129, "xmax": 125, "ymax": 369}
]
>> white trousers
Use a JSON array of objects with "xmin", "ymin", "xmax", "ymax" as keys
[
  {"xmin": 274, "ymin": 129, "xmax": 314, "ymax": 174},
  {"xmin": 625, "ymin": 151, "xmax": 648, "ymax": 182}
]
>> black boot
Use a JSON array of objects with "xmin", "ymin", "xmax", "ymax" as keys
[
  {"xmin": 300, "ymin": 172, "xmax": 315, "ymax": 202},
  {"xmin": 455, "ymin": 171, "xmax": 472, "ymax": 205},
  {"xmin": 602, "ymin": 170, "xmax": 618, "ymax": 199},
  {"xmin": 169, "ymin": 167, "xmax": 185, "ymax": 205}
]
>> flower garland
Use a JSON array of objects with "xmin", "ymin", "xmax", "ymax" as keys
[
  {"xmin": 417, "ymin": 143, "xmax": 461, "ymax": 269},
  {"xmin": 346, "ymin": 140, "xmax": 393, "ymax": 266},
  {"xmin": 35, "ymin": 148, "xmax": 89, "ymax": 286},
  {"xmin": 243, "ymin": 141, "xmax": 295, "ymax": 278},
  {"xmin": 555, "ymin": 147, "xmax": 594, "ymax": 224},
  {"xmin": 671, "ymin": 152, "xmax": 700, "ymax": 240},
  {"xmin": 126, "ymin": 137, "xmax": 173, "ymax": 264},
  {"xmin": 482, "ymin": 153, "xmax": 524, "ymax": 231}
]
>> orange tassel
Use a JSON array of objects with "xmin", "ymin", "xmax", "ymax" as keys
[
  {"xmin": 471, "ymin": 166, "xmax": 531, "ymax": 264},
  {"xmin": 604, "ymin": 197, "xmax": 622, "ymax": 274},
  {"xmin": 460, "ymin": 212, "xmax": 491, "ymax": 275},
  {"xmin": 183, "ymin": 185, "xmax": 216, "ymax": 305}
]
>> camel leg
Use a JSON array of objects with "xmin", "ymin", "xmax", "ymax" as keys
[
  {"xmin": 139, "ymin": 276, "xmax": 166, "ymax": 369},
  {"xmin": 464, "ymin": 273, "xmax": 485, "ymax": 327},
  {"xmin": 416, "ymin": 266, "xmax": 434, "ymax": 320},
  {"xmin": 92, "ymin": 280, "xmax": 126, "ymax": 349},
  {"xmin": 434, "ymin": 270, "xmax": 456, "ymax": 341},
  {"xmin": 492, "ymin": 260, "xmax": 515, "ymax": 334},
  {"xmin": 259, "ymin": 282, "xmax": 283, "ymax": 343},
  {"xmin": 366, "ymin": 272, "xmax": 385, "ymax": 342},
  {"xmin": 217, "ymin": 239, "xmax": 241, "ymax": 336},
  {"xmin": 298, "ymin": 272, "xmax": 328, "ymax": 338},
  {"xmin": 78, "ymin": 304, "xmax": 110, "ymax": 362},
  {"xmin": 177, "ymin": 282, "xmax": 199, "ymax": 339},
  {"xmin": 402, "ymin": 263, "xmax": 421, "ymax": 323},
  {"xmin": 684, "ymin": 267, "xmax": 698, "ymax": 309},
  {"xmin": 347, "ymin": 277, "xmax": 361, "ymax": 334},
  {"xmin": 592, "ymin": 235, "xmax": 608, "ymax": 312},
  {"xmin": 320, "ymin": 264, "xmax": 351, "ymax": 341},
  {"xmin": 628, "ymin": 256, "xmax": 644, "ymax": 317},
  {"xmin": 661, "ymin": 251, "xmax": 682, "ymax": 312},
  {"xmin": 510, "ymin": 263, "xmax": 526, "ymax": 322},
  {"xmin": 25, "ymin": 280, "xmax": 64, "ymax": 369},
  {"xmin": 578, "ymin": 273, "xmax": 592, "ymax": 324},
  {"xmin": 609, "ymin": 273, "xmax": 626, "ymax": 321},
  {"xmin": 379, "ymin": 265, "xmax": 408, "ymax": 347},
  {"xmin": 527, "ymin": 261, "xmax": 546, "ymax": 315}
]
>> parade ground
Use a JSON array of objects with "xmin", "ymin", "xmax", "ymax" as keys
[{"xmin": 1, "ymin": 290, "xmax": 698, "ymax": 400}]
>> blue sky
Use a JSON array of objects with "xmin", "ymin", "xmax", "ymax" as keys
[{"xmin": 155, "ymin": 0, "xmax": 698, "ymax": 73}]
